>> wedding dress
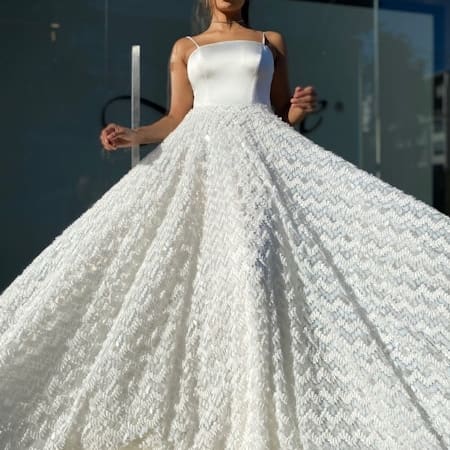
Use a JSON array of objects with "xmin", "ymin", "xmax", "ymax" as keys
[{"xmin": 0, "ymin": 32, "xmax": 449, "ymax": 450}]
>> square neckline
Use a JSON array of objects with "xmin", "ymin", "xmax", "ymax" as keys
[
  {"xmin": 186, "ymin": 35, "xmax": 273, "ymax": 69},
  {"xmin": 186, "ymin": 31, "xmax": 266, "ymax": 48}
]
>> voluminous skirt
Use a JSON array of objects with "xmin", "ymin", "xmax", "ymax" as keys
[{"xmin": 0, "ymin": 104, "xmax": 449, "ymax": 450}]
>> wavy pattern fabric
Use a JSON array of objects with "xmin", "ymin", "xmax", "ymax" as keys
[
  {"xmin": 2, "ymin": 32, "xmax": 450, "ymax": 448},
  {"xmin": 0, "ymin": 103, "xmax": 449, "ymax": 449}
]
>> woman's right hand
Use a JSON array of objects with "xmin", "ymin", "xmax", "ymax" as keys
[{"xmin": 99, "ymin": 123, "xmax": 139, "ymax": 151}]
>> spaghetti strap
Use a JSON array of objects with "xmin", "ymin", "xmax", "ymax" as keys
[
  {"xmin": 261, "ymin": 31, "xmax": 266, "ymax": 44},
  {"xmin": 186, "ymin": 36, "xmax": 200, "ymax": 48}
]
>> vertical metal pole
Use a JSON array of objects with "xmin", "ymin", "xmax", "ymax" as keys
[
  {"xmin": 373, "ymin": 0, "xmax": 381, "ymax": 178},
  {"xmin": 357, "ymin": 51, "xmax": 363, "ymax": 169},
  {"xmin": 444, "ymin": 72, "xmax": 449, "ymax": 170},
  {"xmin": 131, "ymin": 45, "xmax": 141, "ymax": 168},
  {"xmin": 445, "ymin": 72, "xmax": 450, "ymax": 211}
]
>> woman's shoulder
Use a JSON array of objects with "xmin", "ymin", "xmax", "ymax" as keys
[
  {"xmin": 264, "ymin": 30, "xmax": 283, "ymax": 40},
  {"xmin": 172, "ymin": 31, "xmax": 208, "ymax": 49},
  {"xmin": 263, "ymin": 31, "xmax": 286, "ymax": 48},
  {"xmin": 171, "ymin": 35, "xmax": 195, "ymax": 52},
  {"xmin": 262, "ymin": 30, "xmax": 287, "ymax": 61},
  {"xmin": 169, "ymin": 36, "xmax": 199, "ymax": 65}
]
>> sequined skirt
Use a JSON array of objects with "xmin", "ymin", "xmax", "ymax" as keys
[{"xmin": 1, "ymin": 103, "xmax": 449, "ymax": 449}]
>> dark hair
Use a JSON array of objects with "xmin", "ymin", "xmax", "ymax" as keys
[{"xmin": 191, "ymin": 0, "xmax": 251, "ymax": 34}]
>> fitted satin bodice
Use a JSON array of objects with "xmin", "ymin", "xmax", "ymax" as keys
[{"xmin": 186, "ymin": 40, "xmax": 274, "ymax": 108}]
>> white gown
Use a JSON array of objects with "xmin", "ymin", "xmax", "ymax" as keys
[{"xmin": 1, "ymin": 33, "xmax": 450, "ymax": 450}]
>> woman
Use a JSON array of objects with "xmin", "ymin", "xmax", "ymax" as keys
[
  {"xmin": 1, "ymin": 0, "xmax": 449, "ymax": 449},
  {"xmin": 100, "ymin": 3, "xmax": 317, "ymax": 150}
]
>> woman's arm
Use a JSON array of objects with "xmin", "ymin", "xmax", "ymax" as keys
[
  {"xmin": 134, "ymin": 38, "xmax": 194, "ymax": 145},
  {"xmin": 266, "ymin": 31, "xmax": 316, "ymax": 127},
  {"xmin": 101, "ymin": 38, "xmax": 193, "ymax": 150}
]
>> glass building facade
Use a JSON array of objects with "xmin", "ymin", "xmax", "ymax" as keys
[{"xmin": 1, "ymin": 0, "xmax": 449, "ymax": 291}]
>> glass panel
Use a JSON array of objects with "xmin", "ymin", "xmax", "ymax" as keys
[
  {"xmin": 379, "ymin": 0, "xmax": 450, "ymax": 213},
  {"xmin": 378, "ymin": 4, "xmax": 434, "ymax": 204}
]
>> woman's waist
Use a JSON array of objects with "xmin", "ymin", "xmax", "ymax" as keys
[{"xmin": 191, "ymin": 101, "xmax": 274, "ymax": 113}]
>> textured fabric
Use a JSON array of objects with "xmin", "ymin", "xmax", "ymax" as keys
[{"xmin": 1, "ymin": 40, "xmax": 450, "ymax": 450}]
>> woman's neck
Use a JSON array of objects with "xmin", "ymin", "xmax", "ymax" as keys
[{"xmin": 209, "ymin": 11, "xmax": 244, "ymax": 28}]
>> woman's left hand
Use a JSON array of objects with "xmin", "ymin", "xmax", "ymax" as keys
[{"xmin": 288, "ymin": 85, "xmax": 317, "ymax": 126}]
